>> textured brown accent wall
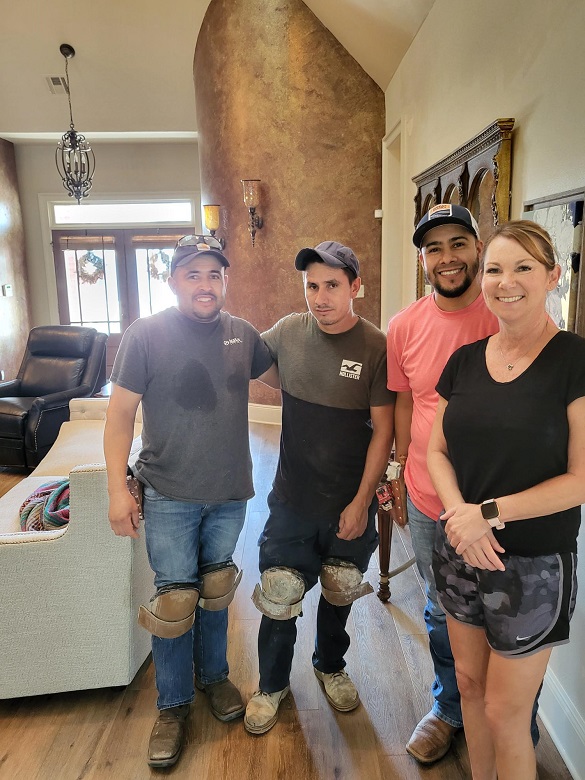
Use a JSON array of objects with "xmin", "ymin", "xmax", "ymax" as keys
[
  {"xmin": 0, "ymin": 140, "xmax": 30, "ymax": 380},
  {"xmin": 194, "ymin": 0, "xmax": 385, "ymax": 404}
]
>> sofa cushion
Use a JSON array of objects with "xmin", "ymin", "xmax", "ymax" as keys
[
  {"xmin": 33, "ymin": 420, "xmax": 108, "ymax": 477},
  {"xmin": 33, "ymin": 419, "xmax": 142, "ymax": 478}
]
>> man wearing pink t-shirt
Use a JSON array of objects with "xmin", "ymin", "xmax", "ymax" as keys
[{"xmin": 387, "ymin": 205, "xmax": 497, "ymax": 764}]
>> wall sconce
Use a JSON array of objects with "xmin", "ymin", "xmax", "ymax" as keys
[
  {"xmin": 241, "ymin": 179, "xmax": 263, "ymax": 247},
  {"xmin": 203, "ymin": 204, "xmax": 225, "ymax": 249},
  {"xmin": 55, "ymin": 43, "xmax": 95, "ymax": 204}
]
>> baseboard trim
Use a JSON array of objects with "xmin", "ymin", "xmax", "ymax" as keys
[
  {"xmin": 248, "ymin": 403, "xmax": 282, "ymax": 426},
  {"xmin": 540, "ymin": 666, "xmax": 585, "ymax": 780}
]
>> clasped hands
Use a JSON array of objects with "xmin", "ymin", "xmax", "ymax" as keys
[{"xmin": 440, "ymin": 503, "xmax": 506, "ymax": 571}]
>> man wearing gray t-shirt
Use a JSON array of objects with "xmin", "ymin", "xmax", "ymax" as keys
[
  {"xmin": 245, "ymin": 241, "xmax": 395, "ymax": 734},
  {"xmin": 104, "ymin": 236, "xmax": 275, "ymax": 769}
]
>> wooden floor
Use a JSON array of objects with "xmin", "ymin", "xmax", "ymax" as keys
[{"xmin": 0, "ymin": 425, "xmax": 573, "ymax": 779}]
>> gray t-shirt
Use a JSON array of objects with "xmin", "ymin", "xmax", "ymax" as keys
[{"xmin": 111, "ymin": 307, "xmax": 273, "ymax": 503}]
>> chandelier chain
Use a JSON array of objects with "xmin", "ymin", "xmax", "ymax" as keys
[{"xmin": 64, "ymin": 58, "xmax": 75, "ymax": 129}]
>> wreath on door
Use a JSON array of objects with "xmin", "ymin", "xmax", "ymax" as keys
[
  {"xmin": 76, "ymin": 251, "xmax": 105, "ymax": 285},
  {"xmin": 148, "ymin": 250, "xmax": 171, "ymax": 282}
]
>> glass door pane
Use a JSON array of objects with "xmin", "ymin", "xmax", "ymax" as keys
[
  {"xmin": 53, "ymin": 230, "xmax": 128, "ymax": 380},
  {"xmin": 134, "ymin": 246, "xmax": 176, "ymax": 317},
  {"xmin": 62, "ymin": 245, "xmax": 121, "ymax": 333}
]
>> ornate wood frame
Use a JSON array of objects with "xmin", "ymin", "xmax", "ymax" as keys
[{"xmin": 412, "ymin": 118, "xmax": 515, "ymax": 298}]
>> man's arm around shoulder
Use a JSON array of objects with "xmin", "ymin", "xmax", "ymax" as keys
[
  {"xmin": 256, "ymin": 362, "xmax": 280, "ymax": 389},
  {"xmin": 337, "ymin": 402, "xmax": 395, "ymax": 541},
  {"xmin": 104, "ymin": 384, "xmax": 143, "ymax": 538}
]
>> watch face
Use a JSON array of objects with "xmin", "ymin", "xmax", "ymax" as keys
[{"xmin": 481, "ymin": 500, "xmax": 499, "ymax": 521}]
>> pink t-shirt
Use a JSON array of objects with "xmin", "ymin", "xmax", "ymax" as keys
[{"xmin": 387, "ymin": 293, "xmax": 498, "ymax": 520}]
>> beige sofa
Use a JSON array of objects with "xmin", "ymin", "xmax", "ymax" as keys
[{"xmin": 0, "ymin": 398, "xmax": 152, "ymax": 699}]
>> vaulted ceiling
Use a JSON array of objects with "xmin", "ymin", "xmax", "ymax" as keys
[{"xmin": 0, "ymin": 0, "xmax": 434, "ymax": 142}]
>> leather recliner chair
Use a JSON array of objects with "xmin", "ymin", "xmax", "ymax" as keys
[{"xmin": 0, "ymin": 325, "xmax": 107, "ymax": 469}]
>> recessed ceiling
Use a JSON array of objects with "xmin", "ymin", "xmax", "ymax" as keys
[{"xmin": 0, "ymin": 0, "xmax": 434, "ymax": 142}]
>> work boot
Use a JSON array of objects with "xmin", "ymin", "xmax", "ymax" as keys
[
  {"xmin": 314, "ymin": 669, "xmax": 360, "ymax": 712},
  {"xmin": 244, "ymin": 687, "xmax": 290, "ymax": 734},
  {"xmin": 195, "ymin": 678, "xmax": 245, "ymax": 722},
  {"xmin": 406, "ymin": 711, "xmax": 458, "ymax": 764},
  {"xmin": 147, "ymin": 704, "xmax": 190, "ymax": 768}
]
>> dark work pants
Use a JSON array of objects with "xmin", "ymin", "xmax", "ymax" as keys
[{"xmin": 257, "ymin": 490, "xmax": 378, "ymax": 693}]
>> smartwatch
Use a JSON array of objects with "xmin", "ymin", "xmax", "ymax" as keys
[{"xmin": 481, "ymin": 499, "xmax": 505, "ymax": 530}]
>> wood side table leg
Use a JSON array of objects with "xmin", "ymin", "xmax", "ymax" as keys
[{"xmin": 376, "ymin": 508, "xmax": 394, "ymax": 602}]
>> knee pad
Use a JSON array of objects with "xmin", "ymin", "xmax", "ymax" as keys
[
  {"xmin": 198, "ymin": 562, "xmax": 242, "ymax": 611},
  {"xmin": 138, "ymin": 584, "xmax": 199, "ymax": 638},
  {"xmin": 320, "ymin": 559, "xmax": 373, "ymax": 606},
  {"xmin": 251, "ymin": 567, "xmax": 305, "ymax": 620}
]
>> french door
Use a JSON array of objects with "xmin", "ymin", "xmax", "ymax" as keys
[{"xmin": 52, "ymin": 228, "xmax": 191, "ymax": 377}]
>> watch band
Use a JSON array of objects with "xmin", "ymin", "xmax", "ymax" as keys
[{"xmin": 481, "ymin": 499, "xmax": 505, "ymax": 530}]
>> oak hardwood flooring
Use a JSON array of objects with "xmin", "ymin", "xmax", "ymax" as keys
[{"xmin": 0, "ymin": 423, "xmax": 573, "ymax": 779}]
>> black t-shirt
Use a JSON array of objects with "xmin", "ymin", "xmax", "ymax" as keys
[
  {"xmin": 262, "ymin": 313, "xmax": 395, "ymax": 518},
  {"xmin": 437, "ymin": 330, "xmax": 585, "ymax": 556}
]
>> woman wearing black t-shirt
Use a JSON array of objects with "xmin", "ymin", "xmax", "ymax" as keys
[{"xmin": 428, "ymin": 220, "xmax": 585, "ymax": 780}]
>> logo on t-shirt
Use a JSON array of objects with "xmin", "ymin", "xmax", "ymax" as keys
[
  {"xmin": 339, "ymin": 359, "xmax": 362, "ymax": 380},
  {"xmin": 224, "ymin": 337, "xmax": 243, "ymax": 346}
]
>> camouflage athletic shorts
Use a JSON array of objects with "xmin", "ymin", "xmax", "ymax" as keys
[{"xmin": 432, "ymin": 521, "xmax": 578, "ymax": 657}]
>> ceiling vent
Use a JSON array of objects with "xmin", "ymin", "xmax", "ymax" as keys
[{"xmin": 46, "ymin": 75, "xmax": 68, "ymax": 95}]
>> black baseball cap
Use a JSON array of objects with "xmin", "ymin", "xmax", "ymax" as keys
[
  {"xmin": 171, "ymin": 235, "xmax": 230, "ymax": 275},
  {"xmin": 413, "ymin": 204, "xmax": 480, "ymax": 248},
  {"xmin": 295, "ymin": 240, "xmax": 359, "ymax": 278}
]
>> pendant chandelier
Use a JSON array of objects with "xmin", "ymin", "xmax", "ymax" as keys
[{"xmin": 55, "ymin": 43, "xmax": 95, "ymax": 204}]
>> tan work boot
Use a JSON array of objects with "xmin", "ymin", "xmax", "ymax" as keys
[
  {"xmin": 406, "ymin": 711, "xmax": 458, "ymax": 764},
  {"xmin": 147, "ymin": 704, "xmax": 190, "ymax": 768},
  {"xmin": 244, "ymin": 687, "xmax": 290, "ymax": 734},
  {"xmin": 314, "ymin": 668, "xmax": 360, "ymax": 712},
  {"xmin": 195, "ymin": 678, "xmax": 245, "ymax": 722}
]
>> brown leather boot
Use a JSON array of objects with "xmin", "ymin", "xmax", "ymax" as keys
[
  {"xmin": 196, "ymin": 678, "xmax": 245, "ymax": 722},
  {"xmin": 147, "ymin": 704, "xmax": 190, "ymax": 768},
  {"xmin": 406, "ymin": 711, "xmax": 458, "ymax": 764}
]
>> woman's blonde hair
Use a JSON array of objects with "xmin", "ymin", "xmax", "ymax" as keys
[{"xmin": 481, "ymin": 220, "xmax": 557, "ymax": 271}]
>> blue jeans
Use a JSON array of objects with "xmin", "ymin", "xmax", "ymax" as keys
[
  {"xmin": 257, "ymin": 490, "xmax": 379, "ymax": 693},
  {"xmin": 409, "ymin": 496, "xmax": 540, "ymax": 743},
  {"xmin": 143, "ymin": 485, "xmax": 247, "ymax": 710},
  {"xmin": 408, "ymin": 496, "xmax": 463, "ymax": 728}
]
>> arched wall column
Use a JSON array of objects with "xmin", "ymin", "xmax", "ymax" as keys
[{"xmin": 195, "ymin": 0, "xmax": 385, "ymax": 403}]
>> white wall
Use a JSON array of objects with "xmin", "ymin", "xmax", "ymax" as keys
[
  {"xmin": 383, "ymin": 2, "xmax": 585, "ymax": 776},
  {"xmin": 14, "ymin": 141, "xmax": 200, "ymax": 326},
  {"xmin": 382, "ymin": 0, "xmax": 585, "ymax": 311}
]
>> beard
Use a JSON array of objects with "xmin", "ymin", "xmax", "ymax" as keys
[{"xmin": 430, "ymin": 258, "xmax": 479, "ymax": 299}]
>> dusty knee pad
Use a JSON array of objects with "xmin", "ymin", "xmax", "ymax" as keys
[
  {"xmin": 251, "ymin": 567, "xmax": 305, "ymax": 620},
  {"xmin": 138, "ymin": 584, "xmax": 199, "ymax": 638},
  {"xmin": 320, "ymin": 559, "xmax": 373, "ymax": 606},
  {"xmin": 198, "ymin": 562, "xmax": 242, "ymax": 611}
]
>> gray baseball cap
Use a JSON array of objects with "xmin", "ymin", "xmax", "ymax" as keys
[
  {"xmin": 171, "ymin": 235, "xmax": 230, "ymax": 275},
  {"xmin": 295, "ymin": 241, "xmax": 359, "ymax": 277}
]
